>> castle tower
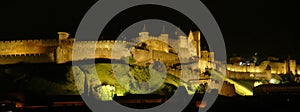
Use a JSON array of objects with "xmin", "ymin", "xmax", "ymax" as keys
[
  {"xmin": 58, "ymin": 32, "xmax": 70, "ymax": 40},
  {"xmin": 187, "ymin": 31, "xmax": 197, "ymax": 56},
  {"xmin": 138, "ymin": 24, "xmax": 149, "ymax": 38},
  {"xmin": 57, "ymin": 32, "xmax": 70, "ymax": 45},
  {"xmin": 193, "ymin": 31, "xmax": 201, "ymax": 58},
  {"xmin": 159, "ymin": 25, "xmax": 169, "ymax": 44},
  {"xmin": 176, "ymin": 28, "xmax": 190, "ymax": 58},
  {"xmin": 188, "ymin": 31, "xmax": 194, "ymax": 42},
  {"xmin": 178, "ymin": 35, "xmax": 187, "ymax": 49},
  {"xmin": 286, "ymin": 55, "xmax": 291, "ymax": 74},
  {"xmin": 175, "ymin": 27, "xmax": 186, "ymax": 48},
  {"xmin": 286, "ymin": 55, "xmax": 296, "ymax": 74}
]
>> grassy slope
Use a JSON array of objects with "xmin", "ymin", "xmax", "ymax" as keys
[
  {"xmin": 231, "ymin": 79, "xmax": 255, "ymax": 91},
  {"xmin": 87, "ymin": 63, "xmax": 181, "ymax": 95},
  {"xmin": 0, "ymin": 62, "xmax": 183, "ymax": 96},
  {"xmin": 0, "ymin": 63, "xmax": 79, "ymax": 95}
]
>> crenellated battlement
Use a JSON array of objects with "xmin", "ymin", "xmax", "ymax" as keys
[
  {"xmin": 0, "ymin": 31, "xmax": 211, "ymax": 68},
  {"xmin": 0, "ymin": 39, "xmax": 58, "ymax": 47},
  {"xmin": 72, "ymin": 40, "xmax": 130, "ymax": 49},
  {"xmin": 0, "ymin": 53, "xmax": 55, "ymax": 65},
  {"xmin": 0, "ymin": 39, "xmax": 58, "ymax": 56},
  {"xmin": 136, "ymin": 36, "xmax": 168, "ymax": 44},
  {"xmin": 0, "ymin": 37, "xmax": 132, "ymax": 57},
  {"xmin": 0, "ymin": 53, "xmax": 52, "ymax": 57}
]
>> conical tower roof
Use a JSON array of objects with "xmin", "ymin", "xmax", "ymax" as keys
[
  {"xmin": 142, "ymin": 24, "xmax": 147, "ymax": 32},
  {"xmin": 175, "ymin": 27, "xmax": 185, "ymax": 36},
  {"xmin": 161, "ymin": 25, "xmax": 166, "ymax": 34}
]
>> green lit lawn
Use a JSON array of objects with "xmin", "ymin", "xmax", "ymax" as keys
[
  {"xmin": 81, "ymin": 63, "xmax": 182, "ymax": 95},
  {"xmin": 210, "ymin": 70, "xmax": 253, "ymax": 96},
  {"xmin": 230, "ymin": 79, "xmax": 256, "ymax": 91}
]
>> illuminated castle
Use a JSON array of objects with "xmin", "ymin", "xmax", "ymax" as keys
[
  {"xmin": 0, "ymin": 27, "xmax": 215, "ymax": 79},
  {"xmin": 0, "ymin": 32, "xmax": 130, "ymax": 64},
  {"xmin": 133, "ymin": 26, "xmax": 215, "ymax": 73},
  {"xmin": 226, "ymin": 55, "xmax": 300, "ymax": 81}
]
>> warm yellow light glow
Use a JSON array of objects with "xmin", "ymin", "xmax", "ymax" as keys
[
  {"xmin": 269, "ymin": 78, "xmax": 280, "ymax": 84},
  {"xmin": 15, "ymin": 102, "xmax": 23, "ymax": 108},
  {"xmin": 269, "ymin": 78, "xmax": 276, "ymax": 84},
  {"xmin": 195, "ymin": 101, "xmax": 207, "ymax": 108},
  {"xmin": 254, "ymin": 81, "xmax": 263, "ymax": 87},
  {"xmin": 228, "ymin": 79, "xmax": 253, "ymax": 96},
  {"xmin": 211, "ymin": 70, "xmax": 253, "ymax": 96}
]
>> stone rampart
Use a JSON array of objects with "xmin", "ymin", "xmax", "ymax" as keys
[
  {"xmin": 0, "ymin": 53, "xmax": 55, "ymax": 65},
  {"xmin": 0, "ymin": 39, "xmax": 57, "ymax": 55}
]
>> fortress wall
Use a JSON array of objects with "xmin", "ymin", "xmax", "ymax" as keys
[
  {"xmin": 0, "ymin": 39, "xmax": 57, "ymax": 55},
  {"xmin": 166, "ymin": 66, "xmax": 199, "ymax": 83},
  {"xmin": 227, "ymin": 60, "xmax": 293, "ymax": 75},
  {"xmin": 143, "ymin": 39, "xmax": 169, "ymax": 53},
  {"xmin": 95, "ymin": 48, "xmax": 113, "ymax": 59},
  {"xmin": 168, "ymin": 39, "xmax": 179, "ymax": 51},
  {"xmin": 269, "ymin": 62, "xmax": 286, "ymax": 74},
  {"xmin": 132, "ymin": 49, "xmax": 180, "ymax": 65},
  {"xmin": 59, "ymin": 39, "xmax": 75, "ymax": 47},
  {"xmin": 255, "ymin": 61, "xmax": 269, "ymax": 72},
  {"xmin": 56, "ymin": 46, "xmax": 122, "ymax": 63},
  {"xmin": 200, "ymin": 51, "xmax": 214, "ymax": 62},
  {"xmin": 0, "ymin": 53, "xmax": 55, "ymax": 65},
  {"xmin": 226, "ymin": 71, "xmax": 252, "ymax": 80},
  {"xmin": 178, "ymin": 48, "xmax": 191, "ymax": 59},
  {"xmin": 56, "ymin": 47, "xmax": 72, "ymax": 64},
  {"xmin": 132, "ymin": 49, "xmax": 151, "ymax": 63},
  {"xmin": 137, "ymin": 36, "xmax": 160, "ymax": 43},
  {"xmin": 227, "ymin": 64, "xmax": 259, "ymax": 73},
  {"xmin": 151, "ymin": 50, "xmax": 179, "ymax": 65},
  {"xmin": 110, "ymin": 47, "xmax": 130, "ymax": 59},
  {"xmin": 199, "ymin": 59, "xmax": 214, "ymax": 72},
  {"xmin": 72, "ymin": 40, "xmax": 128, "ymax": 49},
  {"xmin": 38, "ymin": 39, "xmax": 58, "ymax": 46},
  {"xmin": 0, "ymin": 39, "xmax": 57, "ymax": 47},
  {"xmin": 132, "ymin": 48, "xmax": 199, "ymax": 82},
  {"xmin": 226, "ymin": 70, "xmax": 268, "ymax": 80},
  {"xmin": 56, "ymin": 40, "xmax": 130, "ymax": 63},
  {"xmin": 72, "ymin": 47, "xmax": 113, "ymax": 60}
]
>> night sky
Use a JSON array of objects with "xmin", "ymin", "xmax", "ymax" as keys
[{"xmin": 0, "ymin": 0, "xmax": 299, "ymax": 61}]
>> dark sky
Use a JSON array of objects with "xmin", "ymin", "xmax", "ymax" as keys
[{"xmin": 0, "ymin": 0, "xmax": 299, "ymax": 61}]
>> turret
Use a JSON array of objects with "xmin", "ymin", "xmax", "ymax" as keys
[
  {"xmin": 159, "ymin": 25, "xmax": 168, "ymax": 44},
  {"xmin": 57, "ymin": 32, "xmax": 70, "ymax": 46},
  {"xmin": 138, "ymin": 24, "xmax": 149, "ymax": 37},
  {"xmin": 193, "ymin": 31, "xmax": 201, "ymax": 58},
  {"xmin": 58, "ymin": 32, "xmax": 70, "ymax": 40}
]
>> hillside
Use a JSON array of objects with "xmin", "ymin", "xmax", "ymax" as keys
[{"xmin": 0, "ymin": 61, "xmax": 192, "ymax": 99}]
